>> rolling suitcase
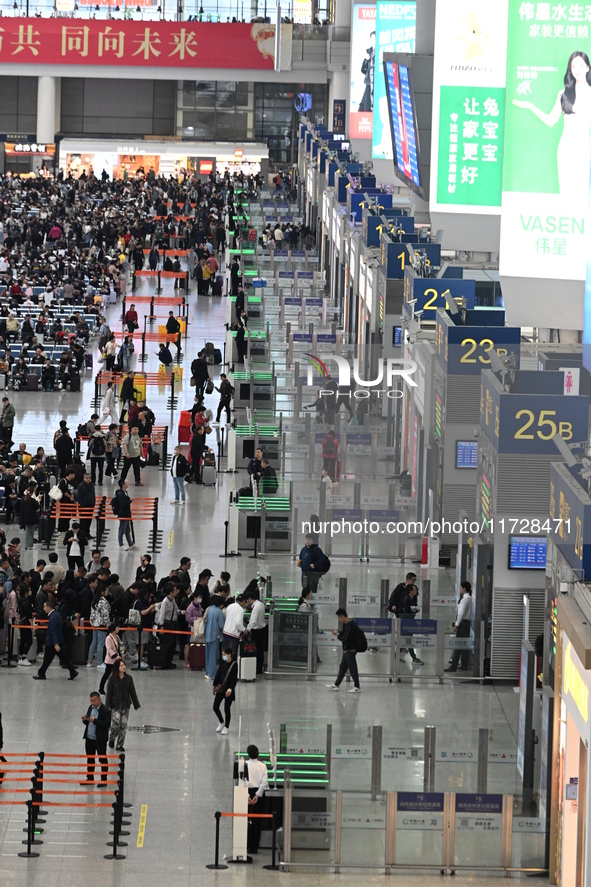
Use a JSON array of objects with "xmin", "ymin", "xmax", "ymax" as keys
[
  {"xmin": 69, "ymin": 633, "xmax": 90, "ymax": 666},
  {"xmin": 201, "ymin": 465, "xmax": 216, "ymax": 486},
  {"xmin": 189, "ymin": 643, "xmax": 205, "ymax": 670},
  {"xmin": 147, "ymin": 635, "xmax": 167, "ymax": 669},
  {"xmin": 213, "ymin": 348, "xmax": 222, "ymax": 365},
  {"xmin": 85, "ymin": 353, "xmax": 93, "ymax": 370},
  {"xmin": 37, "ymin": 511, "xmax": 51, "ymax": 544},
  {"xmin": 70, "ymin": 371, "xmax": 80, "ymax": 392},
  {"xmin": 212, "ymin": 276, "xmax": 223, "ymax": 296},
  {"xmin": 27, "ymin": 373, "xmax": 39, "ymax": 391},
  {"xmin": 239, "ymin": 654, "xmax": 257, "ymax": 682}
]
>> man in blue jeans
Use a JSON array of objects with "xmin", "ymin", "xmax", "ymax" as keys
[
  {"xmin": 33, "ymin": 600, "xmax": 78, "ymax": 681},
  {"xmin": 297, "ymin": 534, "xmax": 326, "ymax": 593}
]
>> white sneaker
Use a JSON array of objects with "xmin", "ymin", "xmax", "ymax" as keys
[
  {"xmin": 97, "ymin": 663, "xmax": 106, "ymax": 670},
  {"xmin": 170, "ymin": 501, "xmax": 179, "ymax": 505},
  {"xmin": 215, "ymin": 723, "xmax": 224, "ymax": 733},
  {"xmin": 179, "ymin": 501, "xmax": 186, "ymax": 506},
  {"xmin": 127, "ymin": 545, "xmax": 139, "ymax": 550},
  {"xmin": 326, "ymin": 684, "xmax": 339, "ymax": 690},
  {"xmin": 347, "ymin": 687, "xmax": 361, "ymax": 693},
  {"xmin": 204, "ymin": 675, "xmax": 212, "ymax": 680},
  {"xmin": 139, "ymin": 662, "xmax": 149, "ymax": 670},
  {"xmin": 220, "ymin": 727, "xmax": 229, "ymax": 735},
  {"xmin": 86, "ymin": 662, "xmax": 94, "ymax": 668},
  {"xmin": 18, "ymin": 659, "xmax": 32, "ymax": 667}
]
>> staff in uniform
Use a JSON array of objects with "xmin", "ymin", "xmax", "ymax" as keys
[
  {"xmin": 445, "ymin": 581, "xmax": 472, "ymax": 673},
  {"xmin": 246, "ymin": 744, "xmax": 269, "ymax": 855}
]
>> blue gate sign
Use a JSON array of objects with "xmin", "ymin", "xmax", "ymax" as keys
[
  {"xmin": 397, "ymin": 792, "xmax": 445, "ymax": 812},
  {"xmin": 298, "ymin": 271, "xmax": 314, "ymax": 280},
  {"xmin": 356, "ymin": 617, "xmax": 392, "ymax": 635},
  {"xmin": 368, "ymin": 510, "xmax": 400, "ymax": 522},
  {"xmin": 316, "ymin": 333, "xmax": 336, "ymax": 344},
  {"xmin": 292, "ymin": 333, "xmax": 313, "ymax": 343},
  {"xmin": 455, "ymin": 794, "xmax": 503, "ymax": 814},
  {"xmin": 401, "ymin": 618, "xmax": 437, "ymax": 636},
  {"xmin": 330, "ymin": 509, "xmax": 364, "ymax": 521},
  {"xmin": 278, "ymin": 271, "xmax": 295, "ymax": 279}
]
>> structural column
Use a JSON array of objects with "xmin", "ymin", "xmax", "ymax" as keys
[{"xmin": 37, "ymin": 76, "xmax": 60, "ymax": 143}]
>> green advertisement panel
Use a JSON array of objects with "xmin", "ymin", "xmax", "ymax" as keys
[
  {"xmin": 436, "ymin": 85, "xmax": 505, "ymax": 206},
  {"xmin": 500, "ymin": 0, "xmax": 590, "ymax": 280}
]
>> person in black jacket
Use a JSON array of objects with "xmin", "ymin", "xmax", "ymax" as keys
[
  {"xmin": 212, "ymin": 647, "xmax": 238, "ymax": 735},
  {"xmin": 81, "ymin": 691, "xmax": 111, "ymax": 786},
  {"xmin": 327, "ymin": 608, "xmax": 361, "ymax": 692},
  {"xmin": 400, "ymin": 585, "xmax": 424, "ymax": 666},
  {"xmin": 215, "ymin": 373, "xmax": 234, "ymax": 423},
  {"xmin": 114, "ymin": 480, "xmax": 136, "ymax": 550},
  {"xmin": 119, "ymin": 371, "xmax": 136, "ymax": 422},
  {"xmin": 157, "ymin": 343, "xmax": 173, "ymax": 366},
  {"xmin": 55, "ymin": 427, "xmax": 75, "ymax": 478},
  {"xmin": 260, "ymin": 459, "xmax": 278, "ymax": 495},
  {"xmin": 17, "ymin": 584, "xmax": 34, "ymax": 664},
  {"xmin": 230, "ymin": 258, "xmax": 241, "ymax": 297},
  {"xmin": 191, "ymin": 351, "xmax": 209, "ymax": 400},
  {"xmin": 387, "ymin": 572, "xmax": 416, "ymax": 616},
  {"xmin": 170, "ymin": 445, "xmax": 189, "ymax": 505},
  {"xmin": 64, "ymin": 522, "xmax": 89, "ymax": 570},
  {"xmin": 75, "ymin": 473, "xmax": 95, "ymax": 537},
  {"xmin": 188, "ymin": 425, "xmax": 206, "ymax": 484}
]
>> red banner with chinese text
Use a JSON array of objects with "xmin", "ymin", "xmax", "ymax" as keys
[{"xmin": 0, "ymin": 18, "xmax": 280, "ymax": 69}]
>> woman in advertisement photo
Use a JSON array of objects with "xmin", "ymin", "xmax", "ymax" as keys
[{"xmin": 512, "ymin": 50, "xmax": 591, "ymax": 198}]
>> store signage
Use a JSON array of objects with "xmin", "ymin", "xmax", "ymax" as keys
[
  {"xmin": 500, "ymin": 0, "xmax": 590, "ymax": 281},
  {"xmin": 430, "ymin": 0, "xmax": 509, "ymax": 215},
  {"xmin": 564, "ymin": 642, "xmax": 589, "ymax": 723},
  {"xmin": 0, "ymin": 18, "xmax": 286, "ymax": 70},
  {"xmin": 5, "ymin": 142, "xmax": 55, "ymax": 156},
  {"xmin": 198, "ymin": 160, "xmax": 213, "ymax": 174},
  {"xmin": 234, "ymin": 149, "xmax": 243, "ymax": 157}
]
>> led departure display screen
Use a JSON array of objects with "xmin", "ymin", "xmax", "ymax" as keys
[
  {"xmin": 384, "ymin": 60, "xmax": 424, "ymax": 197},
  {"xmin": 508, "ymin": 536, "xmax": 547, "ymax": 571},
  {"xmin": 456, "ymin": 440, "xmax": 478, "ymax": 469}
]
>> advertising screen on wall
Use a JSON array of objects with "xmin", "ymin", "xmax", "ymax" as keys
[
  {"xmin": 429, "ymin": 0, "xmax": 509, "ymax": 215},
  {"xmin": 384, "ymin": 60, "xmax": 424, "ymax": 196},
  {"xmin": 500, "ymin": 0, "xmax": 591, "ymax": 282},
  {"xmin": 350, "ymin": 4, "xmax": 378, "ymax": 139},
  {"xmin": 372, "ymin": 1, "xmax": 416, "ymax": 159}
]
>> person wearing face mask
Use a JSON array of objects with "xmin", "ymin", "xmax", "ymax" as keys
[{"xmin": 212, "ymin": 647, "xmax": 237, "ymax": 735}]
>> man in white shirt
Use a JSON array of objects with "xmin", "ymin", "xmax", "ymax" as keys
[
  {"xmin": 222, "ymin": 594, "xmax": 246, "ymax": 655},
  {"xmin": 245, "ymin": 590, "xmax": 266, "ymax": 675},
  {"xmin": 246, "ymin": 744, "xmax": 269, "ymax": 854},
  {"xmin": 445, "ymin": 581, "xmax": 473, "ymax": 673}
]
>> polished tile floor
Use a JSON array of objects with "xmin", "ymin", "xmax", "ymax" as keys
[{"xmin": 0, "ymin": 269, "xmax": 546, "ymax": 885}]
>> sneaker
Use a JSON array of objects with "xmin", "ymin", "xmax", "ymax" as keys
[
  {"xmin": 179, "ymin": 501, "xmax": 186, "ymax": 506},
  {"xmin": 127, "ymin": 545, "xmax": 139, "ymax": 551},
  {"xmin": 411, "ymin": 659, "xmax": 424, "ymax": 666},
  {"xmin": 326, "ymin": 684, "xmax": 339, "ymax": 690},
  {"xmin": 204, "ymin": 675, "xmax": 212, "ymax": 681},
  {"xmin": 347, "ymin": 687, "xmax": 361, "ymax": 693},
  {"xmin": 139, "ymin": 662, "xmax": 149, "ymax": 670},
  {"xmin": 215, "ymin": 723, "xmax": 224, "ymax": 733},
  {"xmin": 97, "ymin": 663, "xmax": 106, "ymax": 670},
  {"xmin": 170, "ymin": 501, "xmax": 179, "ymax": 505},
  {"xmin": 18, "ymin": 659, "xmax": 32, "ymax": 667},
  {"xmin": 86, "ymin": 662, "xmax": 94, "ymax": 668},
  {"xmin": 33, "ymin": 674, "xmax": 46, "ymax": 680},
  {"xmin": 444, "ymin": 666, "xmax": 457, "ymax": 673},
  {"xmin": 220, "ymin": 727, "xmax": 229, "ymax": 735},
  {"xmin": 68, "ymin": 671, "xmax": 79, "ymax": 680},
  {"xmin": 135, "ymin": 482, "xmax": 144, "ymax": 487}
]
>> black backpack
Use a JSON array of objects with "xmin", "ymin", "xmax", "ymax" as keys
[
  {"xmin": 352, "ymin": 621, "xmax": 368, "ymax": 653},
  {"xmin": 110, "ymin": 494, "xmax": 120, "ymax": 515},
  {"xmin": 90, "ymin": 435, "xmax": 106, "ymax": 457},
  {"xmin": 318, "ymin": 554, "xmax": 331, "ymax": 574}
]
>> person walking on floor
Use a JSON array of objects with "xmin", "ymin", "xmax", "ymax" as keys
[
  {"xmin": 99, "ymin": 623, "xmax": 122, "ymax": 694},
  {"xmin": 170, "ymin": 444, "xmax": 189, "ymax": 505},
  {"xmin": 204, "ymin": 594, "xmax": 225, "ymax": 681},
  {"xmin": 326, "ymin": 608, "xmax": 362, "ymax": 693},
  {"xmin": 33, "ymin": 600, "xmax": 78, "ymax": 681},
  {"xmin": 1, "ymin": 396, "xmax": 15, "ymax": 446},
  {"xmin": 212, "ymin": 647, "xmax": 238, "ymax": 735},
  {"xmin": 105, "ymin": 659, "xmax": 140, "ymax": 751},
  {"xmin": 81, "ymin": 691, "xmax": 111, "ymax": 787},
  {"xmin": 120, "ymin": 425, "xmax": 143, "ymax": 486},
  {"xmin": 399, "ymin": 584, "xmax": 424, "ymax": 666},
  {"xmin": 215, "ymin": 373, "xmax": 234, "ymax": 423},
  {"xmin": 87, "ymin": 585, "xmax": 111, "ymax": 667},
  {"xmin": 445, "ymin": 581, "xmax": 473, "ymax": 673},
  {"xmin": 87, "ymin": 429, "xmax": 107, "ymax": 486},
  {"xmin": 113, "ymin": 480, "xmax": 137, "ymax": 551}
]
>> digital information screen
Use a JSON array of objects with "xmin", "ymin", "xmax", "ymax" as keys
[
  {"xmin": 456, "ymin": 440, "xmax": 478, "ymax": 469},
  {"xmin": 508, "ymin": 536, "xmax": 547, "ymax": 571},
  {"xmin": 384, "ymin": 60, "xmax": 423, "ymax": 197}
]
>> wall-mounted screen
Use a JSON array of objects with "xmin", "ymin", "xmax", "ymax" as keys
[
  {"xmin": 384, "ymin": 60, "xmax": 424, "ymax": 197},
  {"xmin": 508, "ymin": 536, "xmax": 547, "ymax": 571},
  {"xmin": 456, "ymin": 440, "xmax": 478, "ymax": 469}
]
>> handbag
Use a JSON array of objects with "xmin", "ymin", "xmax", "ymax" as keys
[
  {"xmin": 190, "ymin": 375, "xmax": 196, "ymax": 386},
  {"xmin": 191, "ymin": 616, "xmax": 205, "ymax": 643},
  {"xmin": 206, "ymin": 379, "xmax": 214, "ymax": 395},
  {"xmin": 48, "ymin": 485, "xmax": 62, "ymax": 501},
  {"xmin": 128, "ymin": 608, "xmax": 141, "ymax": 626}
]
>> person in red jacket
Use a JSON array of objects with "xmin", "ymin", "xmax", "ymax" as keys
[
  {"xmin": 124, "ymin": 304, "xmax": 138, "ymax": 332},
  {"xmin": 322, "ymin": 431, "xmax": 339, "ymax": 483}
]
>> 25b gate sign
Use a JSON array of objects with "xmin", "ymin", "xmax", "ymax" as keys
[{"xmin": 490, "ymin": 393, "xmax": 588, "ymax": 455}]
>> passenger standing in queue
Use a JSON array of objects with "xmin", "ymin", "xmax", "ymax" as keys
[
  {"xmin": 80, "ymin": 691, "xmax": 111, "ymax": 787},
  {"xmin": 445, "ymin": 581, "xmax": 472, "ymax": 673},
  {"xmin": 212, "ymin": 646, "xmax": 238, "ymax": 735},
  {"xmin": 246, "ymin": 744, "xmax": 269, "ymax": 854}
]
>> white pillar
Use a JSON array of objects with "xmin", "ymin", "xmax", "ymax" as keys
[
  {"xmin": 37, "ymin": 76, "xmax": 57, "ymax": 143},
  {"xmin": 328, "ymin": 70, "xmax": 350, "ymax": 124}
]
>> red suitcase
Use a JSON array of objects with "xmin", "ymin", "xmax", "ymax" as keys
[
  {"xmin": 189, "ymin": 643, "xmax": 205, "ymax": 670},
  {"xmin": 178, "ymin": 409, "xmax": 192, "ymax": 444}
]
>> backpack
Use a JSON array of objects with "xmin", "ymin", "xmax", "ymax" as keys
[
  {"xmin": 90, "ymin": 435, "xmax": 106, "ymax": 457},
  {"xmin": 318, "ymin": 554, "xmax": 331, "ymax": 574},
  {"xmin": 77, "ymin": 422, "xmax": 87, "ymax": 438},
  {"xmin": 352, "ymin": 620, "xmax": 368, "ymax": 653},
  {"xmin": 324, "ymin": 439, "xmax": 336, "ymax": 456},
  {"xmin": 110, "ymin": 494, "xmax": 120, "ymax": 515}
]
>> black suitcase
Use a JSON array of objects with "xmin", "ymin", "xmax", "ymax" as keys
[
  {"xmin": 27, "ymin": 373, "xmax": 39, "ymax": 391},
  {"xmin": 69, "ymin": 633, "xmax": 90, "ymax": 665},
  {"xmin": 85, "ymin": 354, "xmax": 93, "ymax": 370},
  {"xmin": 213, "ymin": 348, "xmax": 222, "ymax": 365},
  {"xmin": 37, "ymin": 512, "xmax": 51, "ymax": 544},
  {"xmin": 70, "ymin": 371, "xmax": 80, "ymax": 392},
  {"xmin": 237, "ymin": 486, "xmax": 252, "ymax": 500},
  {"xmin": 212, "ymin": 276, "xmax": 223, "ymax": 296},
  {"xmin": 147, "ymin": 636, "xmax": 167, "ymax": 669}
]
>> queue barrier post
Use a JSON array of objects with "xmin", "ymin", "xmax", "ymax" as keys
[
  {"xmin": 18, "ymin": 801, "xmax": 41, "ymax": 858},
  {"xmin": 263, "ymin": 811, "xmax": 280, "ymax": 871},
  {"xmin": 140, "ymin": 332, "xmax": 147, "ymax": 364},
  {"xmin": 206, "ymin": 810, "xmax": 229, "ymax": 870},
  {"xmin": 110, "ymin": 788, "xmax": 130, "ymax": 837},
  {"xmin": 105, "ymin": 799, "xmax": 127, "ymax": 859}
]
